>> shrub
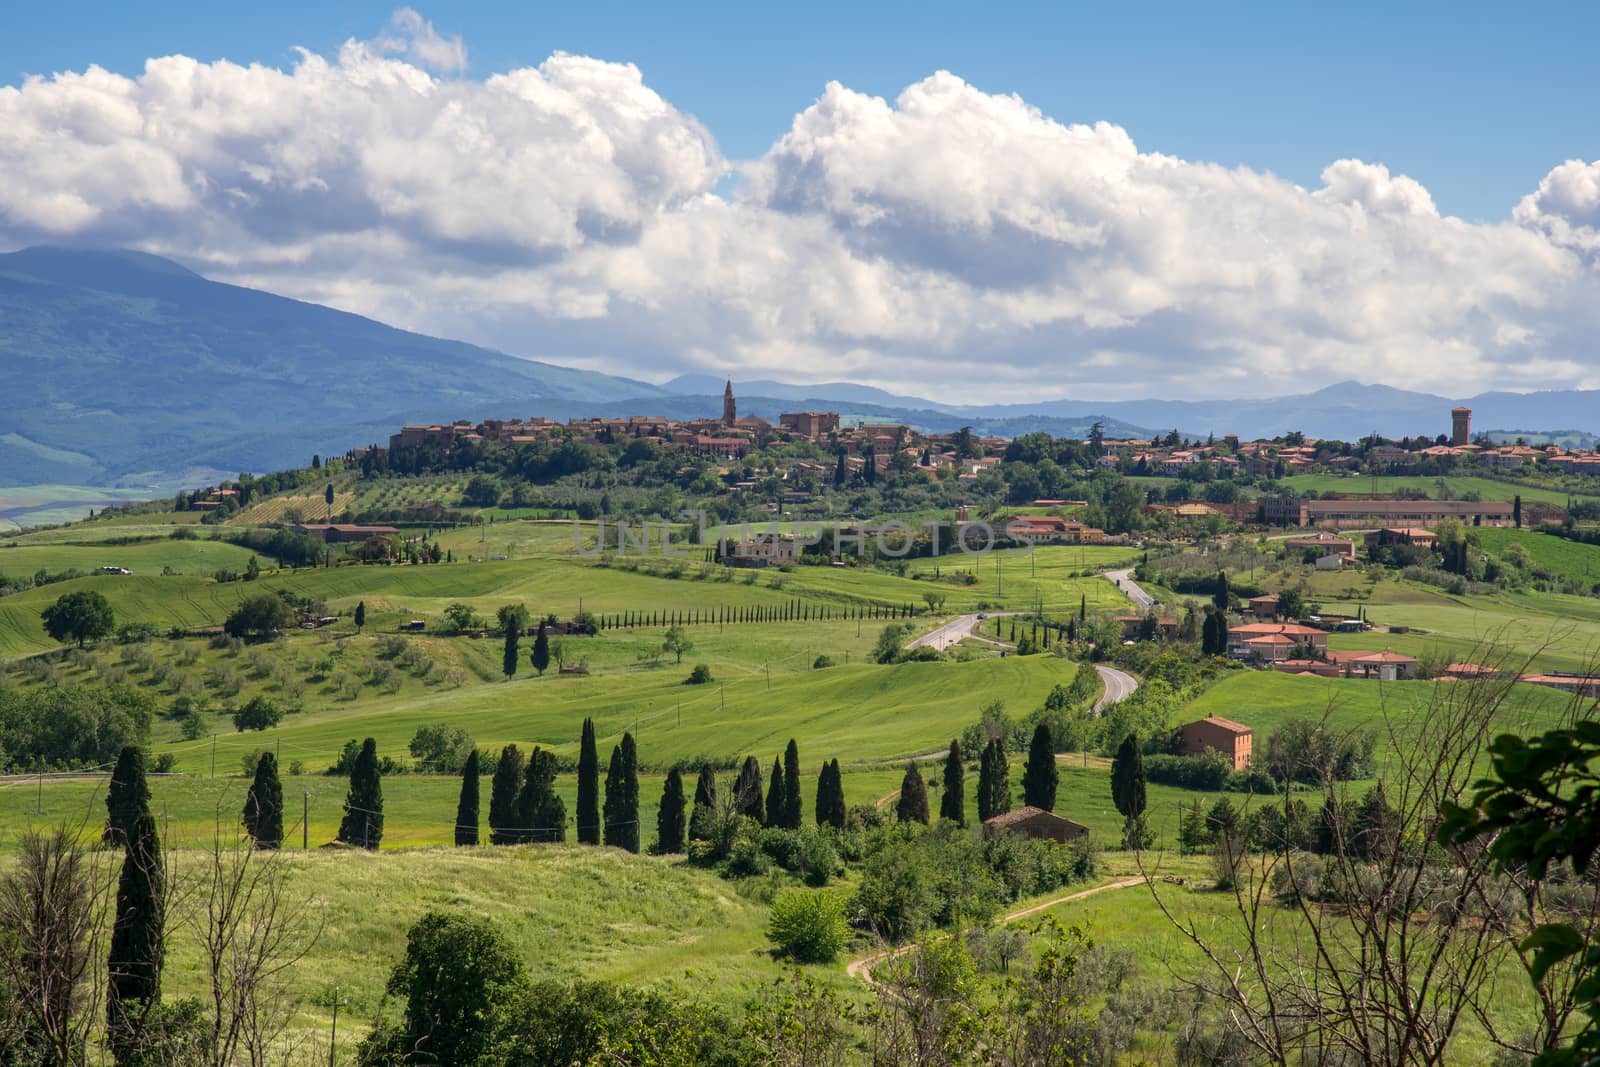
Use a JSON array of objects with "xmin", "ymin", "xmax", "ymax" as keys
[
  {"xmin": 684, "ymin": 664, "xmax": 713, "ymax": 685},
  {"xmin": 232, "ymin": 696, "xmax": 284, "ymax": 732},
  {"xmin": 767, "ymin": 890, "xmax": 848, "ymax": 963}
]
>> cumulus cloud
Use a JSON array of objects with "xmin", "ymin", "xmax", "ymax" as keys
[{"xmin": 0, "ymin": 18, "xmax": 1596, "ymax": 401}]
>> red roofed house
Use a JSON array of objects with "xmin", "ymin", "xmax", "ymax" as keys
[
  {"xmin": 1179, "ymin": 714, "xmax": 1253, "ymax": 771},
  {"xmin": 981, "ymin": 806, "xmax": 1090, "ymax": 844},
  {"xmin": 1327, "ymin": 650, "xmax": 1420, "ymax": 680},
  {"xmin": 292, "ymin": 523, "xmax": 400, "ymax": 544},
  {"xmin": 1228, "ymin": 623, "xmax": 1328, "ymax": 658}
]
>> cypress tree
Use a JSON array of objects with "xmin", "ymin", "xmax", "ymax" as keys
[
  {"xmin": 517, "ymin": 747, "xmax": 565, "ymax": 844},
  {"xmin": 656, "ymin": 769, "xmax": 686, "ymax": 854},
  {"xmin": 455, "ymin": 750, "xmax": 480, "ymax": 846},
  {"xmin": 765, "ymin": 756, "xmax": 786, "ymax": 827},
  {"xmin": 782, "ymin": 739, "xmax": 803, "ymax": 829},
  {"xmin": 488, "ymin": 744, "xmax": 525, "ymax": 846},
  {"xmin": 733, "ymin": 756, "xmax": 765, "ymax": 822},
  {"xmin": 502, "ymin": 625, "xmax": 520, "ymax": 680},
  {"xmin": 531, "ymin": 622, "xmax": 551, "ymax": 676},
  {"xmin": 896, "ymin": 760, "xmax": 929, "ymax": 824},
  {"xmin": 577, "ymin": 718, "xmax": 600, "ymax": 844},
  {"xmin": 690, "ymin": 766, "xmax": 717, "ymax": 840},
  {"xmin": 978, "ymin": 740, "xmax": 1012, "ymax": 823},
  {"xmin": 603, "ymin": 733, "xmax": 640, "ymax": 852},
  {"xmin": 1213, "ymin": 570, "xmax": 1230, "ymax": 613},
  {"xmin": 815, "ymin": 763, "xmax": 833, "ymax": 827},
  {"xmin": 828, "ymin": 759, "xmax": 846, "ymax": 827},
  {"xmin": 939, "ymin": 740, "xmax": 965, "ymax": 825},
  {"xmin": 337, "ymin": 738, "xmax": 383, "ymax": 850},
  {"xmin": 242, "ymin": 752, "xmax": 284, "ymax": 849},
  {"xmin": 1022, "ymin": 723, "xmax": 1059, "ymax": 811},
  {"xmin": 354, "ymin": 601, "xmax": 366, "ymax": 632},
  {"xmin": 105, "ymin": 745, "xmax": 151, "ymax": 848},
  {"xmin": 1111, "ymin": 735, "xmax": 1148, "ymax": 849},
  {"xmin": 107, "ymin": 812, "xmax": 164, "ymax": 1033}
]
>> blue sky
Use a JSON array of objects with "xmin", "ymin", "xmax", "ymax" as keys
[
  {"xmin": 5, "ymin": 1, "xmax": 1596, "ymax": 222},
  {"xmin": 3, "ymin": 2, "xmax": 1597, "ymax": 400}
]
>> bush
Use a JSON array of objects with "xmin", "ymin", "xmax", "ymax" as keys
[
  {"xmin": 812, "ymin": 654, "xmax": 835, "ymax": 669},
  {"xmin": 684, "ymin": 664, "xmax": 713, "ymax": 685},
  {"xmin": 767, "ymin": 890, "xmax": 848, "ymax": 963},
  {"xmin": 1144, "ymin": 751, "xmax": 1232, "ymax": 792}
]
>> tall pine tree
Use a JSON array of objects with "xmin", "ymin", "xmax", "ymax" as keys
[
  {"xmin": 336, "ymin": 738, "xmax": 383, "ymax": 850},
  {"xmin": 488, "ymin": 744, "xmax": 525, "ymax": 846},
  {"xmin": 104, "ymin": 745, "xmax": 150, "ymax": 847},
  {"xmin": 828, "ymin": 759, "xmax": 846, "ymax": 827},
  {"xmin": 455, "ymin": 750, "xmax": 480, "ymax": 846},
  {"xmin": 782, "ymin": 739, "xmax": 802, "ymax": 829},
  {"xmin": 603, "ymin": 733, "xmax": 640, "ymax": 852},
  {"xmin": 733, "ymin": 756, "xmax": 765, "ymax": 823},
  {"xmin": 939, "ymin": 740, "xmax": 965, "ymax": 825},
  {"xmin": 896, "ymin": 760, "xmax": 929, "ymax": 824},
  {"xmin": 656, "ymin": 769, "xmax": 686, "ymax": 854},
  {"xmin": 765, "ymin": 756, "xmax": 786, "ymax": 827},
  {"xmin": 577, "ymin": 718, "xmax": 600, "ymax": 845},
  {"xmin": 690, "ymin": 765, "xmax": 717, "ymax": 840},
  {"xmin": 1111, "ymin": 735, "xmax": 1148, "ymax": 850},
  {"xmin": 978, "ymin": 740, "xmax": 1012, "ymax": 823},
  {"xmin": 517, "ymin": 747, "xmax": 566, "ymax": 843},
  {"xmin": 502, "ymin": 626, "xmax": 520, "ymax": 680},
  {"xmin": 531, "ymin": 622, "xmax": 551, "ymax": 676},
  {"xmin": 1021, "ymin": 724, "xmax": 1058, "ymax": 811},
  {"xmin": 107, "ymin": 812, "xmax": 164, "ymax": 1034},
  {"xmin": 242, "ymin": 752, "xmax": 283, "ymax": 849}
]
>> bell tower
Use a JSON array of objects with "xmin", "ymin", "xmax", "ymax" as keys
[{"xmin": 723, "ymin": 380, "xmax": 737, "ymax": 426}]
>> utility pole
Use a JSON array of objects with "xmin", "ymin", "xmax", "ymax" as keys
[
  {"xmin": 211, "ymin": 735, "xmax": 217, "ymax": 780},
  {"xmin": 303, "ymin": 793, "xmax": 309, "ymax": 850},
  {"xmin": 328, "ymin": 987, "xmax": 347, "ymax": 1067}
]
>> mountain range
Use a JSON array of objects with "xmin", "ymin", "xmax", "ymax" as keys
[{"xmin": 4, "ymin": 247, "xmax": 1599, "ymax": 489}]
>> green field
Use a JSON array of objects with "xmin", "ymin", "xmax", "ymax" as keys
[
  {"xmin": 1275, "ymin": 472, "xmax": 1600, "ymax": 507},
  {"xmin": 1473, "ymin": 526, "xmax": 1600, "ymax": 585}
]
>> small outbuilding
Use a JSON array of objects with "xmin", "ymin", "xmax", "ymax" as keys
[
  {"xmin": 981, "ymin": 806, "xmax": 1090, "ymax": 843},
  {"xmin": 1179, "ymin": 714, "xmax": 1254, "ymax": 771}
]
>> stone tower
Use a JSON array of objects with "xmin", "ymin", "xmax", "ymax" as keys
[
  {"xmin": 723, "ymin": 380, "xmax": 736, "ymax": 426},
  {"xmin": 1451, "ymin": 406, "xmax": 1471, "ymax": 446}
]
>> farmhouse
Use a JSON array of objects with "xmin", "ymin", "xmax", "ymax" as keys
[
  {"xmin": 1228, "ymin": 623, "xmax": 1328, "ymax": 658},
  {"xmin": 1179, "ymin": 714, "xmax": 1253, "ymax": 770},
  {"xmin": 1246, "ymin": 594, "xmax": 1280, "ymax": 619},
  {"xmin": 1294, "ymin": 499, "xmax": 1512, "ymax": 529},
  {"xmin": 1328, "ymin": 650, "xmax": 1420, "ymax": 680},
  {"xmin": 981, "ymin": 807, "xmax": 1090, "ymax": 843},
  {"xmin": 723, "ymin": 535, "xmax": 799, "ymax": 568},
  {"xmin": 1364, "ymin": 527, "xmax": 1438, "ymax": 550}
]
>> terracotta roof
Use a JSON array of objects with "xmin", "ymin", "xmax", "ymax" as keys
[
  {"xmin": 982, "ymin": 806, "xmax": 1089, "ymax": 831},
  {"xmin": 1230, "ymin": 623, "xmax": 1324, "ymax": 637},
  {"xmin": 1245, "ymin": 634, "xmax": 1296, "ymax": 645},
  {"xmin": 1190, "ymin": 714, "xmax": 1252, "ymax": 735}
]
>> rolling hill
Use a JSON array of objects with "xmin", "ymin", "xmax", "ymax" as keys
[{"xmin": 0, "ymin": 247, "xmax": 662, "ymax": 485}]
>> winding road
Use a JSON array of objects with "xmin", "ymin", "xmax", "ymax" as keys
[
  {"xmin": 1102, "ymin": 567, "xmax": 1156, "ymax": 610},
  {"xmin": 906, "ymin": 611, "xmax": 1019, "ymax": 652},
  {"xmin": 1093, "ymin": 663, "xmax": 1138, "ymax": 712}
]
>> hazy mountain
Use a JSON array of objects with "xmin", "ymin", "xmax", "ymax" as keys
[
  {"xmin": 670, "ymin": 377, "xmax": 1600, "ymax": 442},
  {"xmin": 0, "ymin": 247, "xmax": 663, "ymax": 484}
]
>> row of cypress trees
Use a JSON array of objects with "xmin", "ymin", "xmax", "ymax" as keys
[
  {"xmin": 594, "ymin": 601, "xmax": 921, "ymax": 630},
  {"xmin": 895, "ymin": 727, "xmax": 1059, "ymax": 828}
]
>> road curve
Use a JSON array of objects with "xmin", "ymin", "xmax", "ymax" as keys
[
  {"xmin": 907, "ymin": 611, "xmax": 1018, "ymax": 652},
  {"xmin": 1093, "ymin": 664, "xmax": 1138, "ymax": 712},
  {"xmin": 1102, "ymin": 567, "xmax": 1156, "ymax": 610}
]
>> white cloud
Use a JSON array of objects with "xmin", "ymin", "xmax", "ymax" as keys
[
  {"xmin": 0, "ymin": 21, "xmax": 1597, "ymax": 402},
  {"xmin": 376, "ymin": 7, "xmax": 468, "ymax": 75}
]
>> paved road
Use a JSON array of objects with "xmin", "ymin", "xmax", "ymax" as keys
[
  {"xmin": 1094, "ymin": 664, "xmax": 1138, "ymax": 712},
  {"xmin": 1102, "ymin": 567, "xmax": 1156, "ymax": 610},
  {"xmin": 907, "ymin": 611, "xmax": 1018, "ymax": 652}
]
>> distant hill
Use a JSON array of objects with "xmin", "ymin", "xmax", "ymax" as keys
[
  {"xmin": 672, "ymin": 378, "xmax": 1600, "ymax": 442},
  {"xmin": 0, "ymin": 247, "xmax": 662, "ymax": 485},
  {"xmin": 7, "ymin": 246, "xmax": 1599, "ymax": 491}
]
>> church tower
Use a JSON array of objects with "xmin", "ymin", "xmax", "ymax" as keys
[{"xmin": 723, "ymin": 379, "xmax": 736, "ymax": 426}]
